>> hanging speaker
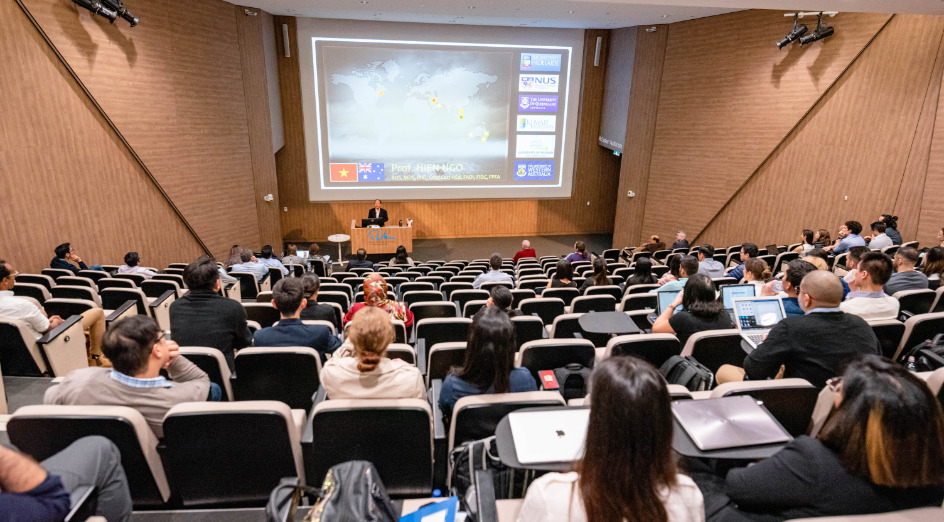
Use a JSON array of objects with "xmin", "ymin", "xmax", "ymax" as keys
[
  {"xmin": 593, "ymin": 36, "xmax": 602, "ymax": 66},
  {"xmin": 282, "ymin": 24, "xmax": 290, "ymax": 58}
]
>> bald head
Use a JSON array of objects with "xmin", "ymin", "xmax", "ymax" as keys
[
  {"xmin": 799, "ymin": 270, "xmax": 844, "ymax": 310},
  {"xmin": 522, "ymin": 240, "xmax": 531, "ymax": 249}
]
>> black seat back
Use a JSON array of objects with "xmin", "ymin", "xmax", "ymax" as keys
[
  {"xmin": 608, "ymin": 335, "xmax": 681, "ymax": 368},
  {"xmin": 511, "ymin": 316, "xmax": 545, "ymax": 351},
  {"xmin": 234, "ymin": 350, "xmax": 321, "ymax": 410},
  {"xmin": 0, "ymin": 322, "xmax": 44, "ymax": 376},
  {"xmin": 688, "ymin": 331, "xmax": 747, "ymax": 374},
  {"xmin": 100, "ymin": 288, "xmax": 146, "ymax": 315}
]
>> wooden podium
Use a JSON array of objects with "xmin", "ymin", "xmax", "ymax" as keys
[{"xmin": 350, "ymin": 224, "xmax": 413, "ymax": 255}]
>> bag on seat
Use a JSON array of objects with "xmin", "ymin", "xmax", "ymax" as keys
[
  {"xmin": 449, "ymin": 435, "xmax": 534, "ymax": 516},
  {"xmin": 552, "ymin": 363, "xmax": 592, "ymax": 401},
  {"xmin": 310, "ymin": 461, "xmax": 397, "ymax": 522},
  {"xmin": 914, "ymin": 334, "xmax": 944, "ymax": 371},
  {"xmin": 660, "ymin": 355, "xmax": 714, "ymax": 391}
]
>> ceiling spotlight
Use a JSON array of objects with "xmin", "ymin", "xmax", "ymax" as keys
[
  {"xmin": 72, "ymin": 0, "xmax": 138, "ymax": 26},
  {"xmin": 799, "ymin": 12, "xmax": 834, "ymax": 46},
  {"xmin": 776, "ymin": 14, "xmax": 807, "ymax": 49}
]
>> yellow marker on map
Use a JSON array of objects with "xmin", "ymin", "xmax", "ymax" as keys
[
  {"xmin": 377, "ymin": 89, "xmax": 384, "ymax": 96},
  {"xmin": 468, "ymin": 132, "xmax": 474, "ymax": 138},
  {"xmin": 480, "ymin": 136, "xmax": 487, "ymax": 142},
  {"xmin": 431, "ymin": 97, "xmax": 437, "ymax": 103},
  {"xmin": 484, "ymin": 130, "xmax": 490, "ymax": 137}
]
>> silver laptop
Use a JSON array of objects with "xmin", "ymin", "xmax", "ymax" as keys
[
  {"xmin": 721, "ymin": 284, "xmax": 756, "ymax": 322},
  {"xmin": 508, "ymin": 409, "xmax": 589, "ymax": 465},
  {"xmin": 732, "ymin": 296, "xmax": 786, "ymax": 349},
  {"xmin": 673, "ymin": 395, "xmax": 792, "ymax": 451},
  {"xmin": 657, "ymin": 290, "xmax": 683, "ymax": 315}
]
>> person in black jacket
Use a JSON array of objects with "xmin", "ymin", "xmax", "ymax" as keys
[
  {"xmin": 671, "ymin": 230, "xmax": 689, "ymax": 251},
  {"xmin": 253, "ymin": 278, "xmax": 341, "ymax": 362},
  {"xmin": 367, "ymin": 199, "xmax": 388, "ymax": 226},
  {"xmin": 299, "ymin": 274, "xmax": 341, "ymax": 331},
  {"xmin": 50, "ymin": 242, "xmax": 103, "ymax": 273},
  {"xmin": 692, "ymin": 355, "xmax": 944, "ymax": 521}
]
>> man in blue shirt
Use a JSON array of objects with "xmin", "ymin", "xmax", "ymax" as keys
[
  {"xmin": 762, "ymin": 259, "xmax": 817, "ymax": 317},
  {"xmin": 254, "ymin": 277, "xmax": 342, "ymax": 362},
  {"xmin": 726, "ymin": 242, "xmax": 758, "ymax": 282},
  {"xmin": 650, "ymin": 255, "xmax": 699, "ymax": 294},
  {"xmin": 472, "ymin": 253, "xmax": 513, "ymax": 289},
  {"xmin": 824, "ymin": 220, "xmax": 867, "ymax": 254},
  {"xmin": 257, "ymin": 244, "xmax": 289, "ymax": 276},
  {"xmin": 230, "ymin": 248, "xmax": 269, "ymax": 281}
]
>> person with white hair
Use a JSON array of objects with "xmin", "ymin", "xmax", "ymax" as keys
[
  {"xmin": 513, "ymin": 239, "xmax": 536, "ymax": 264},
  {"xmin": 671, "ymin": 231, "xmax": 689, "ymax": 250}
]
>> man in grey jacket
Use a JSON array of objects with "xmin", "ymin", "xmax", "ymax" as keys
[
  {"xmin": 884, "ymin": 246, "xmax": 929, "ymax": 295},
  {"xmin": 696, "ymin": 245, "xmax": 725, "ymax": 279}
]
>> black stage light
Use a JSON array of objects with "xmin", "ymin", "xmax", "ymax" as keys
[
  {"xmin": 72, "ymin": 0, "xmax": 118, "ymax": 23},
  {"xmin": 777, "ymin": 15, "xmax": 807, "ymax": 49},
  {"xmin": 799, "ymin": 13, "xmax": 834, "ymax": 46},
  {"xmin": 99, "ymin": 0, "xmax": 139, "ymax": 27}
]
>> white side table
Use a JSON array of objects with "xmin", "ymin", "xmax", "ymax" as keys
[{"xmin": 327, "ymin": 234, "xmax": 351, "ymax": 264}]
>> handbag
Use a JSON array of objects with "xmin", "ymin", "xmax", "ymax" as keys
[
  {"xmin": 308, "ymin": 461, "xmax": 397, "ymax": 522},
  {"xmin": 266, "ymin": 477, "xmax": 321, "ymax": 522}
]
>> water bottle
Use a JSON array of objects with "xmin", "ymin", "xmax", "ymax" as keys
[
  {"xmin": 432, "ymin": 489, "xmax": 442, "ymax": 498},
  {"xmin": 399, "ymin": 219, "xmax": 403, "ymax": 227},
  {"xmin": 906, "ymin": 356, "xmax": 918, "ymax": 372}
]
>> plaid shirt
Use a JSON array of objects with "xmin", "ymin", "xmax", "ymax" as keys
[{"xmin": 109, "ymin": 370, "xmax": 173, "ymax": 389}]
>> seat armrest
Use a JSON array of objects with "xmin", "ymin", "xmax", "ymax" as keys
[
  {"xmin": 416, "ymin": 338, "xmax": 427, "ymax": 374},
  {"xmin": 65, "ymin": 485, "xmax": 97, "ymax": 522},
  {"xmin": 311, "ymin": 384, "xmax": 327, "ymax": 408},
  {"xmin": 899, "ymin": 310, "xmax": 915, "ymax": 322},
  {"xmin": 290, "ymin": 409, "xmax": 306, "ymax": 435},
  {"xmin": 430, "ymin": 379, "xmax": 446, "ymax": 440},
  {"xmin": 105, "ymin": 300, "xmax": 137, "ymax": 323},
  {"xmin": 38, "ymin": 314, "xmax": 84, "ymax": 344},
  {"xmin": 148, "ymin": 290, "xmax": 175, "ymax": 309}
]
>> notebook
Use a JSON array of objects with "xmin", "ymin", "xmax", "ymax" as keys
[
  {"xmin": 732, "ymin": 296, "xmax": 786, "ymax": 349},
  {"xmin": 673, "ymin": 395, "xmax": 792, "ymax": 451},
  {"xmin": 508, "ymin": 409, "xmax": 589, "ymax": 465}
]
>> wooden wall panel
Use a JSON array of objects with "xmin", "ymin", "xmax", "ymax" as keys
[
  {"xmin": 699, "ymin": 15, "xmax": 944, "ymax": 246},
  {"xmin": 236, "ymin": 6, "xmax": 282, "ymax": 248},
  {"xmin": 275, "ymin": 24, "xmax": 620, "ymax": 243},
  {"xmin": 612, "ymin": 24, "xmax": 668, "ymax": 249},
  {"xmin": 0, "ymin": 0, "xmax": 204, "ymax": 273},
  {"xmin": 632, "ymin": 10, "xmax": 893, "ymax": 245},
  {"xmin": 919, "ymin": 61, "xmax": 944, "ymax": 248},
  {"xmin": 22, "ymin": 0, "xmax": 262, "ymax": 260}
]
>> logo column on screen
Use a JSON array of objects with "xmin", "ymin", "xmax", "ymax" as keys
[{"xmin": 515, "ymin": 53, "xmax": 561, "ymax": 183}]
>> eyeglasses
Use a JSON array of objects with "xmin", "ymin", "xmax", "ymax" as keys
[{"xmin": 826, "ymin": 377, "xmax": 843, "ymax": 393}]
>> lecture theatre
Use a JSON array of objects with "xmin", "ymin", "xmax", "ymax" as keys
[{"xmin": 2, "ymin": 0, "xmax": 944, "ymax": 520}]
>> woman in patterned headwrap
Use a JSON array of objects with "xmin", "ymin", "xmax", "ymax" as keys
[{"xmin": 342, "ymin": 273, "xmax": 414, "ymax": 328}]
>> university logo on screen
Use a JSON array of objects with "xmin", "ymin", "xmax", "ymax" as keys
[
  {"xmin": 517, "ymin": 115, "xmax": 556, "ymax": 133},
  {"xmin": 518, "ymin": 95, "xmax": 559, "ymax": 113},
  {"xmin": 518, "ymin": 74, "xmax": 559, "ymax": 93},
  {"xmin": 520, "ymin": 53, "xmax": 562, "ymax": 72}
]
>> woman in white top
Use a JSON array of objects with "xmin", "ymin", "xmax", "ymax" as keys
[
  {"xmin": 117, "ymin": 252, "xmax": 155, "ymax": 279},
  {"xmin": 517, "ymin": 357, "xmax": 705, "ymax": 522},
  {"xmin": 792, "ymin": 229, "xmax": 815, "ymax": 254},
  {"xmin": 320, "ymin": 306, "xmax": 425, "ymax": 400},
  {"xmin": 388, "ymin": 245, "xmax": 415, "ymax": 267},
  {"xmin": 742, "ymin": 258, "xmax": 771, "ymax": 292}
]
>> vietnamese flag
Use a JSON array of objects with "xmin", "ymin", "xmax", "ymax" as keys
[{"xmin": 330, "ymin": 163, "xmax": 358, "ymax": 182}]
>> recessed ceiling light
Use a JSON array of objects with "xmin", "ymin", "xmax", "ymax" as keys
[
  {"xmin": 468, "ymin": 6, "xmax": 476, "ymax": 9},
  {"xmin": 567, "ymin": 10, "xmax": 574, "ymax": 14},
  {"xmin": 360, "ymin": 0, "xmax": 369, "ymax": 4},
  {"xmin": 662, "ymin": 14, "xmax": 669, "ymax": 18}
]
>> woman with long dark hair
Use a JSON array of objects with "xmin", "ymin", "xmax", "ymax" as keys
[
  {"xmin": 627, "ymin": 257, "xmax": 658, "ymax": 287},
  {"xmin": 579, "ymin": 257, "xmax": 611, "ymax": 293},
  {"xmin": 652, "ymin": 273, "xmax": 733, "ymax": 347},
  {"xmin": 438, "ymin": 307, "xmax": 536, "ymax": 419},
  {"xmin": 517, "ymin": 357, "xmax": 705, "ymax": 522},
  {"xmin": 923, "ymin": 246, "xmax": 944, "ymax": 290},
  {"xmin": 792, "ymin": 229, "xmax": 815, "ymax": 253},
  {"xmin": 389, "ymin": 245, "xmax": 414, "ymax": 267},
  {"xmin": 547, "ymin": 259, "xmax": 577, "ymax": 289}
]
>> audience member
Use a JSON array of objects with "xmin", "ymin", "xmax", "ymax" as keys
[
  {"xmin": 658, "ymin": 255, "xmax": 682, "ymax": 286},
  {"xmin": 652, "ymin": 273, "xmax": 733, "ymax": 348},
  {"xmin": 761, "ymin": 259, "xmax": 817, "ymax": 317},
  {"xmin": 792, "ymin": 229, "xmax": 815, "ymax": 254},
  {"xmin": 938, "ymin": 226, "xmax": 944, "ymax": 247},
  {"xmin": 117, "ymin": 251, "xmax": 155, "ymax": 279},
  {"xmin": 50, "ymin": 242, "xmax": 102, "ymax": 273},
  {"xmin": 299, "ymin": 274, "xmax": 341, "ymax": 331},
  {"xmin": 841, "ymin": 252, "xmax": 899, "ymax": 321},
  {"xmin": 439, "ymin": 307, "xmax": 537, "ymax": 419},
  {"xmin": 45, "ymin": 315, "xmax": 213, "ymax": 437},
  {"xmin": 884, "ymin": 246, "xmax": 929, "ymax": 295},
  {"xmin": 253, "ymin": 278, "xmax": 341, "ymax": 362},
  {"xmin": 347, "ymin": 248, "xmax": 374, "ymax": 270},
  {"xmin": 1, "ymin": 259, "xmax": 107, "ymax": 367},
  {"xmin": 486, "ymin": 285, "xmax": 518, "ymax": 317},
  {"xmin": 671, "ymin": 230, "xmax": 690, "ymax": 251},
  {"xmin": 923, "ymin": 246, "xmax": 944, "ymax": 290},
  {"xmin": 814, "ymin": 228, "xmax": 831, "ymax": 247},
  {"xmin": 717, "ymin": 271, "xmax": 880, "ymax": 389},
  {"xmin": 742, "ymin": 258, "xmax": 772, "ymax": 291},
  {"xmin": 472, "ymin": 253, "xmax": 513, "ymax": 289},
  {"xmin": 547, "ymin": 259, "xmax": 577, "ymax": 289},
  {"xmin": 257, "ymin": 244, "xmax": 288, "ymax": 276},
  {"xmin": 580, "ymin": 257, "xmax": 611, "ymax": 293},
  {"xmin": 627, "ymin": 257, "xmax": 658, "ymax": 287},
  {"xmin": 229, "ymin": 248, "xmax": 268, "ymax": 282},
  {"xmin": 223, "ymin": 244, "xmax": 242, "ymax": 269},
  {"xmin": 343, "ymin": 274, "xmax": 414, "ymax": 328},
  {"xmin": 651, "ymin": 256, "xmax": 699, "ymax": 294},
  {"xmin": 725, "ymin": 243, "xmax": 758, "ymax": 282},
  {"xmin": 825, "ymin": 221, "xmax": 867, "ymax": 254},
  {"xmin": 626, "ymin": 235, "xmax": 662, "ymax": 258},
  {"xmin": 517, "ymin": 357, "xmax": 704, "ymax": 522},
  {"xmin": 389, "ymin": 245, "xmax": 414, "ymax": 267},
  {"xmin": 865, "ymin": 221, "xmax": 893, "ymax": 251},
  {"xmin": 513, "ymin": 240, "xmax": 536, "ymax": 264},
  {"xmin": 0, "ymin": 436, "xmax": 133, "ymax": 522},
  {"xmin": 169, "ymin": 256, "xmax": 251, "ymax": 371},
  {"xmin": 803, "ymin": 248, "xmax": 851, "ymax": 299},
  {"xmin": 320, "ymin": 307, "xmax": 424, "ymax": 400},
  {"xmin": 694, "ymin": 355, "xmax": 944, "ymax": 520},
  {"xmin": 880, "ymin": 214, "xmax": 903, "ymax": 245},
  {"xmin": 842, "ymin": 246, "xmax": 871, "ymax": 286},
  {"xmin": 565, "ymin": 241, "xmax": 592, "ymax": 263},
  {"xmin": 281, "ymin": 243, "xmax": 307, "ymax": 267},
  {"xmin": 696, "ymin": 245, "xmax": 725, "ymax": 279}
]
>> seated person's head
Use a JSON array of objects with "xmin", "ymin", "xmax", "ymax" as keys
[
  {"xmin": 816, "ymin": 229, "xmax": 831, "ymax": 245},
  {"xmin": 743, "ymin": 258, "xmax": 771, "ymax": 282},
  {"xmin": 286, "ymin": 244, "xmax": 298, "ymax": 256},
  {"xmin": 856, "ymin": 252, "xmax": 893, "ymax": 287},
  {"xmin": 555, "ymin": 259, "xmax": 574, "ymax": 281},
  {"xmin": 580, "ymin": 357, "xmax": 677, "ymax": 520},
  {"xmin": 271, "ymin": 278, "xmax": 306, "ymax": 318},
  {"xmin": 783, "ymin": 260, "xmax": 817, "ymax": 296},
  {"xmin": 363, "ymin": 274, "xmax": 391, "ymax": 305},
  {"xmin": 54, "ymin": 243, "xmax": 71, "ymax": 259},
  {"xmin": 798, "ymin": 270, "xmax": 844, "ymax": 310},
  {"xmin": 924, "ymin": 247, "xmax": 944, "ymax": 276},
  {"xmin": 311, "ymin": 244, "xmax": 320, "ymax": 255},
  {"xmin": 895, "ymin": 246, "xmax": 920, "ymax": 269},
  {"xmin": 801, "ymin": 229, "xmax": 814, "ymax": 244},
  {"xmin": 847, "ymin": 246, "xmax": 870, "ymax": 270},
  {"xmin": 741, "ymin": 242, "xmax": 759, "ymax": 260},
  {"xmin": 239, "ymin": 249, "xmax": 253, "ymax": 263},
  {"xmin": 591, "ymin": 257, "xmax": 608, "ymax": 283},
  {"xmin": 260, "ymin": 245, "xmax": 274, "ymax": 259},
  {"xmin": 457, "ymin": 307, "xmax": 515, "ymax": 392},
  {"xmin": 521, "ymin": 239, "xmax": 531, "ymax": 250},
  {"xmin": 487, "ymin": 285, "xmax": 513, "ymax": 312},
  {"xmin": 183, "ymin": 256, "xmax": 220, "ymax": 291},
  {"xmin": 679, "ymin": 255, "xmax": 700, "ymax": 278},
  {"xmin": 806, "ymin": 248, "xmax": 829, "ymax": 262},
  {"xmin": 844, "ymin": 220, "xmax": 863, "ymax": 236},
  {"xmin": 574, "ymin": 241, "xmax": 586, "ymax": 253},
  {"xmin": 696, "ymin": 244, "xmax": 714, "ymax": 260},
  {"xmin": 356, "ymin": 248, "xmax": 368, "ymax": 261},
  {"xmin": 682, "ymin": 273, "xmax": 723, "ymax": 318},
  {"xmin": 666, "ymin": 255, "xmax": 682, "ymax": 278},
  {"xmin": 489, "ymin": 253, "xmax": 503, "ymax": 271},
  {"xmin": 633, "ymin": 257, "xmax": 653, "ymax": 276},
  {"xmin": 123, "ymin": 252, "xmax": 140, "ymax": 267},
  {"xmin": 348, "ymin": 306, "xmax": 394, "ymax": 373},
  {"xmin": 802, "ymin": 255, "xmax": 829, "ymax": 271},
  {"xmin": 301, "ymin": 274, "xmax": 320, "ymax": 300},
  {"xmin": 649, "ymin": 235, "xmax": 660, "ymax": 245},
  {"xmin": 102, "ymin": 316, "xmax": 165, "ymax": 377},
  {"xmin": 819, "ymin": 355, "xmax": 944, "ymax": 488},
  {"xmin": 870, "ymin": 221, "xmax": 886, "ymax": 236}
]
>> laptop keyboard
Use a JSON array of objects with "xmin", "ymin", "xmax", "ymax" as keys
[{"xmin": 746, "ymin": 333, "xmax": 764, "ymax": 345}]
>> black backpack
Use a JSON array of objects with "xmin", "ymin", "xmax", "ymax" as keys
[
  {"xmin": 911, "ymin": 334, "xmax": 944, "ymax": 371},
  {"xmin": 449, "ymin": 436, "xmax": 534, "ymax": 517},
  {"xmin": 310, "ymin": 461, "xmax": 397, "ymax": 522},
  {"xmin": 660, "ymin": 355, "xmax": 714, "ymax": 391},
  {"xmin": 552, "ymin": 363, "xmax": 592, "ymax": 401}
]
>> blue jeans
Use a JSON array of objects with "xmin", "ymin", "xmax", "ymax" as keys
[{"xmin": 207, "ymin": 382, "xmax": 223, "ymax": 401}]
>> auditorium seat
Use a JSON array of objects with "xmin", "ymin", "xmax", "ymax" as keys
[
  {"xmin": 12, "ymin": 282, "xmax": 50, "ymax": 304},
  {"xmin": 316, "ymin": 291, "xmax": 350, "ymax": 312},
  {"xmin": 233, "ymin": 347, "xmax": 323, "ymax": 410},
  {"xmin": 511, "ymin": 316, "xmax": 546, "ymax": 350},
  {"xmin": 881, "ymin": 245, "xmax": 901, "ymax": 257},
  {"xmin": 440, "ymin": 281, "xmax": 473, "ymax": 301},
  {"xmin": 331, "ymin": 271, "xmax": 360, "ymax": 285},
  {"xmin": 426, "ymin": 341, "xmax": 466, "ymax": 387},
  {"xmin": 141, "ymin": 279, "xmax": 183, "ymax": 300},
  {"xmin": 585, "ymin": 285, "xmax": 622, "ymax": 301},
  {"xmin": 451, "ymin": 289, "xmax": 489, "ymax": 314},
  {"xmin": 152, "ymin": 273, "xmax": 187, "ymax": 290},
  {"xmin": 386, "ymin": 343, "xmax": 416, "ymax": 365},
  {"xmin": 867, "ymin": 319, "xmax": 906, "ymax": 359},
  {"xmin": 427, "ymin": 270, "xmax": 455, "ymax": 282},
  {"xmin": 480, "ymin": 281, "xmax": 514, "ymax": 292},
  {"xmin": 451, "ymin": 274, "xmax": 478, "ymax": 284},
  {"xmin": 463, "ymin": 300, "xmax": 487, "ymax": 318},
  {"xmin": 569, "ymin": 295, "xmax": 616, "ymax": 313},
  {"xmin": 50, "ymin": 285, "xmax": 101, "ymax": 307},
  {"xmin": 516, "ymin": 267, "xmax": 545, "ymax": 279},
  {"xmin": 310, "ymin": 399, "xmax": 434, "ymax": 497},
  {"xmin": 417, "ymin": 276, "xmax": 446, "ymax": 289},
  {"xmin": 519, "ymin": 297, "xmax": 566, "ymax": 326},
  {"xmin": 255, "ymin": 290, "xmax": 273, "ymax": 303},
  {"xmin": 177, "ymin": 347, "xmax": 233, "ymax": 401},
  {"xmin": 100, "ymin": 288, "xmax": 175, "ymax": 330},
  {"xmin": 619, "ymin": 293, "xmax": 657, "ymax": 312},
  {"xmin": 711, "ymin": 277, "xmax": 738, "ymax": 290},
  {"xmin": 710, "ymin": 379, "xmax": 818, "ymax": 436},
  {"xmin": 348, "ymin": 267, "xmax": 373, "ymax": 277},
  {"xmin": 893, "ymin": 312, "xmax": 944, "ymax": 361},
  {"xmin": 161, "ymin": 401, "xmax": 305, "ymax": 507},
  {"xmin": 625, "ymin": 283, "xmax": 660, "ymax": 295},
  {"xmin": 114, "ymin": 273, "xmax": 146, "ymax": 286},
  {"xmin": 229, "ymin": 272, "xmax": 260, "ymax": 300},
  {"xmin": 604, "ymin": 333, "xmax": 681, "ymax": 368},
  {"xmin": 319, "ymin": 282, "xmax": 353, "ymax": 299},
  {"xmin": 399, "ymin": 271, "xmax": 423, "ymax": 281},
  {"xmin": 516, "ymin": 278, "xmax": 550, "ymax": 292},
  {"xmin": 415, "ymin": 318, "xmax": 471, "ymax": 373},
  {"xmin": 772, "ymin": 251, "xmax": 799, "ymax": 274},
  {"xmin": 0, "ymin": 315, "xmax": 86, "ymax": 377},
  {"xmin": 8, "ymin": 405, "xmax": 171, "ymax": 508},
  {"xmin": 76, "ymin": 269, "xmax": 109, "ymax": 283},
  {"xmin": 42, "ymin": 268, "xmax": 73, "ymax": 281},
  {"xmin": 57, "ymin": 276, "xmax": 98, "ymax": 291},
  {"xmin": 517, "ymin": 339, "xmax": 595, "ymax": 384},
  {"xmin": 681, "ymin": 330, "xmax": 747, "ymax": 374},
  {"xmin": 547, "ymin": 313, "xmax": 609, "ymax": 347},
  {"xmin": 400, "ymin": 281, "xmax": 436, "ymax": 295},
  {"xmin": 894, "ymin": 289, "xmax": 937, "ymax": 320},
  {"xmin": 931, "ymin": 286, "xmax": 944, "ymax": 313},
  {"xmin": 410, "ymin": 302, "xmax": 458, "ymax": 325},
  {"xmin": 16, "ymin": 273, "xmax": 55, "ymax": 291},
  {"xmin": 43, "ymin": 297, "xmax": 99, "ymax": 319},
  {"xmin": 392, "ymin": 319, "xmax": 408, "ymax": 344},
  {"xmin": 601, "ymin": 249, "xmax": 620, "ymax": 262},
  {"xmin": 97, "ymin": 278, "xmax": 135, "ymax": 290},
  {"xmin": 403, "ymin": 290, "xmax": 446, "ymax": 308}
]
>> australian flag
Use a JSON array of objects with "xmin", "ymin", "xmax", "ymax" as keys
[{"xmin": 357, "ymin": 162, "xmax": 385, "ymax": 182}]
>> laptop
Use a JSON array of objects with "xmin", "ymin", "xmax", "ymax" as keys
[
  {"xmin": 765, "ymin": 244, "xmax": 781, "ymax": 256},
  {"xmin": 296, "ymin": 250, "xmax": 310, "ymax": 259},
  {"xmin": 732, "ymin": 296, "xmax": 786, "ymax": 349},
  {"xmin": 720, "ymin": 284, "xmax": 756, "ymax": 322},
  {"xmin": 648, "ymin": 291, "xmax": 684, "ymax": 324},
  {"xmin": 673, "ymin": 395, "xmax": 792, "ymax": 451},
  {"xmin": 508, "ymin": 409, "xmax": 590, "ymax": 465}
]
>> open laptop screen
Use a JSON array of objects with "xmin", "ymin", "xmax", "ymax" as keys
[
  {"xmin": 657, "ymin": 291, "xmax": 683, "ymax": 315},
  {"xmin": 296, "ymin": 250, "xmax": 310, "ymax": 259},
  {"xmin": 721, "ymin": 284, "xmax": 755, "ymax": 310},
  {"xmin": 733, "ymin": 297, "xmax": 784, "ymax": 332}
]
